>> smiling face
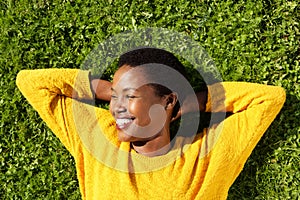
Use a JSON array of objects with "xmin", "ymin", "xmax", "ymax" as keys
[{"xmin": 109, "ymin": 65, "xmax": 173, "ymax": 142}]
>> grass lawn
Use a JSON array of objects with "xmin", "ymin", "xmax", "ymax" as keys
[{"xmin": 0, "ymin": 0, "xmax": 299, "ymax": 199}]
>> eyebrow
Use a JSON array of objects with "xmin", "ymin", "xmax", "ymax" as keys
[{"xmin": 110, "ymin": 87, "xmax": 138, "ymax": 92}]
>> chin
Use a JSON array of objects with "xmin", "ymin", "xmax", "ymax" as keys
[
  {"xmin": 118, "ymin": 130, "xmax": 150, "ymax": 143},
  {"xmin": 117, "ymin": 131, "xmax": 135, "ymax": 142}
]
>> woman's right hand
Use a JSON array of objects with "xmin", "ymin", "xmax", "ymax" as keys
[{"xmin": 91, "ymin": 79, "xmax": 112, "ymax": 101}]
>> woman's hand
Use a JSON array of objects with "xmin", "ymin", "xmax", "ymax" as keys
[
  {"xmin": 171, "ymin": 90, "xmax": 207, "ymax": 122},
  {"xmin": 91, "ymin": 79, "xmax": 112, "ymax": 101}
]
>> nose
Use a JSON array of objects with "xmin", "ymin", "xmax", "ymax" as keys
[
  {"xmin": 115, "ymin": 104, "xmax": 126, "ymax": 113},
  {"xmin": 111, "ymin": 96, "xmax": 127, "ymax": 114}
]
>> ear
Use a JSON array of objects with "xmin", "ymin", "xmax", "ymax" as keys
[{"xmin": 164, "ymin": 92, "xmax": 178, "ymax": 110}]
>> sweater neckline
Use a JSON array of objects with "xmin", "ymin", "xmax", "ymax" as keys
[{"xmin": 122, "ymin": 136, "xmax": 194, "ymax": 173}]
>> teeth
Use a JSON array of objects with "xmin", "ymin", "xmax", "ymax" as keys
[{"xmin": 116, "ymin": 118, "xmax": 133, "ymax": 126}]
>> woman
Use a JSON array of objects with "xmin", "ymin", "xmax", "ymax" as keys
[{"xmin": 16, "ymin": 47, "xmax": 285, "ymax": 199}]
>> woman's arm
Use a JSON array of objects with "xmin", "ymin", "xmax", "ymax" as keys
[
  {"xmin": 16, "ymin": 69, "xmax": 111, "ymax": 155},
  {"xmin": 199, "ymin": 82, "xmax": 286, "ymax": 193},
  {"xmin": 17, "ymin": 68, "xmax": 94, "ymax": 100},
  {"xmin": 206, "ymin": 81, "xmax": 285, "ymax": 163}
]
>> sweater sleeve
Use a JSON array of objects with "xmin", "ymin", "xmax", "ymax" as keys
[
  {"xmin": 197, "ymin": 82, "xmax": 286, "ymax": 195},
  {"xmin": 16, "ymin": 68, "xmax": 94, "ymax": 155},
  {"xmin": 205, "ymin": 81, "xmax": 286, "ymax": 158}
]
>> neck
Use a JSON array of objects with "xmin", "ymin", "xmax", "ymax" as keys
[{"xmin": 131, "ymin": 126, "xmax": 171, "ymax": 157}]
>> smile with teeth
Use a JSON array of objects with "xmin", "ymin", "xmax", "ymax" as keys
[{"xmin": 116, "ymin": 118, "xmax": 134, "ymax": 129}]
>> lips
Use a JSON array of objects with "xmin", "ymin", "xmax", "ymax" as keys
[{"xmin": 115, "ymin": 118, "xmax": 134, "ymax": 130}]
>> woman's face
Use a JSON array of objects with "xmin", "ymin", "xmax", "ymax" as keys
[{"xmin": 109, "ymin": 65, "xmax": 170, "ymax": 142}]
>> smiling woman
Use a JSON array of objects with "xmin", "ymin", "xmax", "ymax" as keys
[
  {"xmin": 107, "ymin": 48, "xmax": 193, "ymax": 156},
  {"xmin": 16, "ymin": 47, "xmax": 286, "ymax": 199}
]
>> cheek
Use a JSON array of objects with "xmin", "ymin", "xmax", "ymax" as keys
[
  {"xmin": 128, "ymin": 101, "xmax": 151, "ymax": 123},
  {"xmin": 128, "ymin": 101, "xmax": 141, "ymax": 115}
]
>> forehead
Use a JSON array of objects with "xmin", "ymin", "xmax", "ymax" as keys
[{"xmin": 112, "ymin": 65, "xmax": 150, "ymax": 90}]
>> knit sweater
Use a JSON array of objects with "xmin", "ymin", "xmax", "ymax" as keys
[{"xmin": 16, "ymin": 69, "xmax": 286, "ymax": 200}]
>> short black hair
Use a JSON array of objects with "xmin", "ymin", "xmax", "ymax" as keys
[
  {"xmin": 118, "ymin": 47, "xmax": 188, "ymax": 78},
  {"xmin": 118, "ymin": 47, "xmax": 189, "ymax": 119}
]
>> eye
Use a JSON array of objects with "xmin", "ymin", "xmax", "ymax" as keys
[
  {"xmin": 126, "ymin": 95, "xmax": 136, "ymax": 99},
  {"xmin": 111, "ymin": 94, "xmax": 118, "ymax": 99}
]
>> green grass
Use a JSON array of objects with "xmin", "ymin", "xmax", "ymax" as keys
[{"xmin": 0, "ymin": 0, "xmax": 299, "ymax": 199}]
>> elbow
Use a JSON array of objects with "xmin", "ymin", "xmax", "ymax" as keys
[
  {"xmin": 16, "ymin": 70, "xmax": 29, "ymax": 91},
  {"xmin": 267, "ymin": 86, "xmax": 286, "ymax": 116},
  {"xmin": 16, "ymin": 70, "xmax": 38, "ymax": 98},
  {"xmin": 276, "ymin": 86, "xmax": 286, "ymax": 107}
]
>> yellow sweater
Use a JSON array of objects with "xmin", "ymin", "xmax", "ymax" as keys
[{"xmin": 16, "ymin": 69, "xmax": 285, "ymax": 200}]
